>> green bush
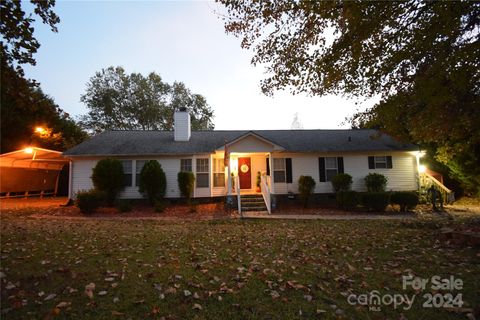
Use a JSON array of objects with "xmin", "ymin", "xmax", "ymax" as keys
[
  {"xmin": 76, "ymin": 189, "xmax": 104, "ymax": 214},
  {"xmin": 364, "ymin": 173, "xmax": 388, "ymax": 192},
  {"xmin": 178, "ymin": 171, "xmax": 195, "ymax": 203},
  {"xmin": 139, "ymin": 160, "xmax": 167, "ymax": 204},
  {"xmin": 336, "ymin": 190, "xmax": 358, "ymax": 210},
  {"xmin": 154, "ymin": 200, "xmax": 168, "ymax": 213},
  {"xmin": 117, "ymin": 199, "xmax": 132, "ymax": 213},
  {"xmin": 298, "ymin": 175, "xmax": 316, "ymax": 207},
  {"xmin": 391, "ymin": 191, "xmax": 419, "ymax": 212},
  {"xmin": 361, "ymin": 192, "xmax": 390, "ymax": 212},
  {"xmin": 331, "ymin": 173, "xmax": 353, "ymax": 192},
  {"xmin": 256, "ymin": 171, "xmax": 261, "ymax": 188},
  {"xmin": 91, "ymin": 158, "xmax": 124, "ymax": 206}
]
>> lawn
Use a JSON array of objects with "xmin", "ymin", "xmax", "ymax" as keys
[{"xmin": 1, "ymin": 212, "xmax": 479, "ymax": 319}]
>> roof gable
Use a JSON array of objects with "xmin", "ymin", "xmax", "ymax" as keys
[{"xmin": 216, "ymin": 131, "xmax": 284, "ymax": 153}]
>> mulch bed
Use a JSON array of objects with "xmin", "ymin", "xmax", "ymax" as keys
[
  {"xmin": 272, "ymin": 202, "xmax": 410, "ymax": 216},
  {"xmin": 35, "ymin": 202, "xmax": 237, "ymax": 219}
]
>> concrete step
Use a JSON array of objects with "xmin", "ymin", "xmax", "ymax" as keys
[
  {"xmin": 242, "ymin": 206, "xmax": 268, "ymax": 212},
  {"xmin": 241, "ymin": 194, "xmax": 263, "ymax": 199},
  {"xmin": 241, "ymin": 201, "xmax": 265, "ymax": 207}
]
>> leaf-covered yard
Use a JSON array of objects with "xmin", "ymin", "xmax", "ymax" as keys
[{"xmin": 1, "ymin": 212, "xmax": 479, "ymax": 319}]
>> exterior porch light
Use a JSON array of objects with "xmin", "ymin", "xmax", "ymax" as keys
[
  {"xmin": 35, "ymin": 127, "xmax": 46, "ymax": 134},
  {"xmin": 418, "ymin": 165, "xmax": 427, "ymax": 173},
  {"xmin": 24, "ymin": 147, "xmax": 34, "ymax": 154}
]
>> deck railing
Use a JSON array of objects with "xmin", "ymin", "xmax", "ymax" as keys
[
  {"xmin": 235, "ymin": 175, "xmax": 242, "ymax": 216},
  {"xmin": 260, "ymin": 175, "xmax": 272, "ymax": 214}
]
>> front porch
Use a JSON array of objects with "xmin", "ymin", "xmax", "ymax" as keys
[{"xmin": 213, "ymin": 132, "xmax": 285, "ymax": 214}]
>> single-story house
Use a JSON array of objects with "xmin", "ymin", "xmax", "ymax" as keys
[{"xmin": 63, "ymin": 110, "xmax": 422, "ymax": 212}]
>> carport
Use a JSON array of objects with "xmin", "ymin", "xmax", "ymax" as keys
[{"xmin": 0, "ymin": 147, "xmax": 69, "ymax": 198}]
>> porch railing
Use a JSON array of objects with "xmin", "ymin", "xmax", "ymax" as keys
[
  {"xmin": 260, "ymin": 175, "xmax": 272, "ymax": 214},
  {"xmin": 420, "ymin": 172, "xmax": 455, "ymax": 204},
  {"xmin": 235, "ymin": 175, "xmax": 242, "ymax": 217}
]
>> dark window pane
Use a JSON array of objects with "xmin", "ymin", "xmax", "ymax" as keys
[
  {"xmin": 196, "ymin": 173, "xmax": 209, "ymax": 188},
  {"xmin": 273, "ymin": 170, "xmax": 285, "ymax": 183},
  {"xmin": 326, "ymin": 169, "xmax": 338, "ymax": 182},
  {"xmin": 123, "ymin": 174, "xmax": 132, "ymax": 187}
]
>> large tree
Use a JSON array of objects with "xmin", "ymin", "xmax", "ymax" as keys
[
  {"xmin": 1, "ymin": 0, "xmax": 60, "ymax": 73},
  {"xmin": 219, "ymin": 0, "xmax": 480, "ymax": 195},
  {"xmin": 1, "ymin": 57, "xmax": 88, "ymax": 153},
  {"xmin": 80, "ymin": 67, "xmax": 215, "ymax": 132},
  {"xmin": 1, "ymin": 0, "xmax": 87, "ymax": 153}
]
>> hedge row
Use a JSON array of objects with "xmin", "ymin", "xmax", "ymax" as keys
[{"xmin": 337, "ymin": 191, "xmax": 419, "ymax": 212}]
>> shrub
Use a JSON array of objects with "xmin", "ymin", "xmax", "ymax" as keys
[
  {"xmin": 117, "ymin": 199, "xmax": 132, "ymax": 213},
  {"xmin": 361, "ymin": 192, "xmax": 390, "ymax": 212},
  {"xmin": 76, "ymin": 189, "xmax": 104, "ymax": 214},
  {"xmin": 178, "ymin": 171, "xmax": 195, "ymax": 203},
  {"xmin": 91, "ymin": 158, "xmax": 124, "ymax": 206},
  {"xmin": 154, "ymin": 200, "xmax": 168, "ymax": 213},
  {"xmin": 336, "ymin": 190, "xmax": 358, "ymax": 210},
  {"xmin": 256, "ymin": 171, "xmax": 261, "ymax": 188},
  {"xmin": 298, "ymin": 175, "xmax": 316, "ymax": 207},
  {"xmin": 331, "ymin": 173, "xmax": 353, "ymax": 192},
  {"xmin": 391, "ymin": 191, "xmax": 419, "ymax": 212},
  {"xmin": 139, "ymin": 160, "xmax": 167, "ymax": 204},
  {"xmin": 364, "ymin": 173, "xmax": 388, "ymax": 192}
]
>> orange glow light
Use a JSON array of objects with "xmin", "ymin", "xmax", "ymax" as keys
[
  {"xmin": 24, "ymin": 147, "xmax": 34, "ymax": 154},
  {"xmin": 35, "ymin": 127, "xmax": 46, "ymax": 134}
]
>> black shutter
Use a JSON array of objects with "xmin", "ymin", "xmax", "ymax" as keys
[
  {"xmin": 386, "ymin": 156, "xmax": 393, "ymax": 169},
  {"xmin": 319, "ymin": 157, "xmax": 326, "ymax": 182},
  {"xmin": 266, "ymin": 157, "xmax": 270, "ymax": 175},
  {"xmin": 286, "ymin": 158, "xmax": 292, "ymax": 183},
  {"xmin": 337, "ymin": 157, "xmax": 344, "ymax": 174},
  {"xmin": 368, "ymin": 156, "xmax": 375, "ymax": 169}
]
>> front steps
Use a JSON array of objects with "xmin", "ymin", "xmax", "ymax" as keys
[{"xmin": 240, "ymin": 194, "xmax": 268, "ymax": 213}]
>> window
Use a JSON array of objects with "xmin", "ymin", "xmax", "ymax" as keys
[
  {"xmin": 368, "ymin": 156, "xmax": 393, "ymax": 169},
  {"xmin": 374, "ymin": 156, "xmax": 387, "ymax": 169},
  {"xmin": 325, "ymin": 157, "xmax": 338, "ymax": 182},
  {"xmin": 180, "ymin": 159, "xmax": 192, "ymax": 172},
  {"xmin": 213, "ymin": 158, "xmax": 225, "ymax": 187},
  {"xmin": 273, "ymin": 158, "xmax": 286, "ymax": 183},
  {"xmin": 135, "ymin": 160, "xmax": 147, "ymax": 187},
  {"xmin": 196, "ymin": 158, "xmax": 209, "ymax": 188},
  {"xmin": 121, "ymin": 160, "xmax": 133, "ymax": 187},
  {"xmin": 319, "ymin": 157, "xmax": 344, "ymax": 182}
]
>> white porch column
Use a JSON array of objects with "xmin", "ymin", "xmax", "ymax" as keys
[
  {"xmin": 227, "ymin": 155, "xmax": 232, "ymax": 196},
  {"xmin": 269, "ymin": 152, "xmax": 275, "ymax": 194}
]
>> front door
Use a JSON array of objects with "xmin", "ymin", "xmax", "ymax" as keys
[{"xmin": 238, "ymin": 157, "xmax": 251, "ymax": 189}]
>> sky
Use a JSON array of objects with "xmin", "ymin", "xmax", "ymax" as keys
[{"xmin": 23, "ymin": 1, "xmax": 379, "ymax": 130}]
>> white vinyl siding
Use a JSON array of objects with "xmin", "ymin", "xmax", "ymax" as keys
[
  {"xmin": 69, "ymin": 152, "xmax": 417, "ymax": 199},
  {"xmin": 275, "ymin": 152, "xmax": 417, "ymax": 194}
]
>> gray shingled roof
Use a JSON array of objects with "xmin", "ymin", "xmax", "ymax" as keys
[{"xmin": 63, "ymin": 129, "xmax": 417, "ymax": 156}]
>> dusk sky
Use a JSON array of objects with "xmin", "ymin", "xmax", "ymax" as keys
[{"xmin": 24, "ymin": 1, "xmax": 379, "ymax": 130}]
